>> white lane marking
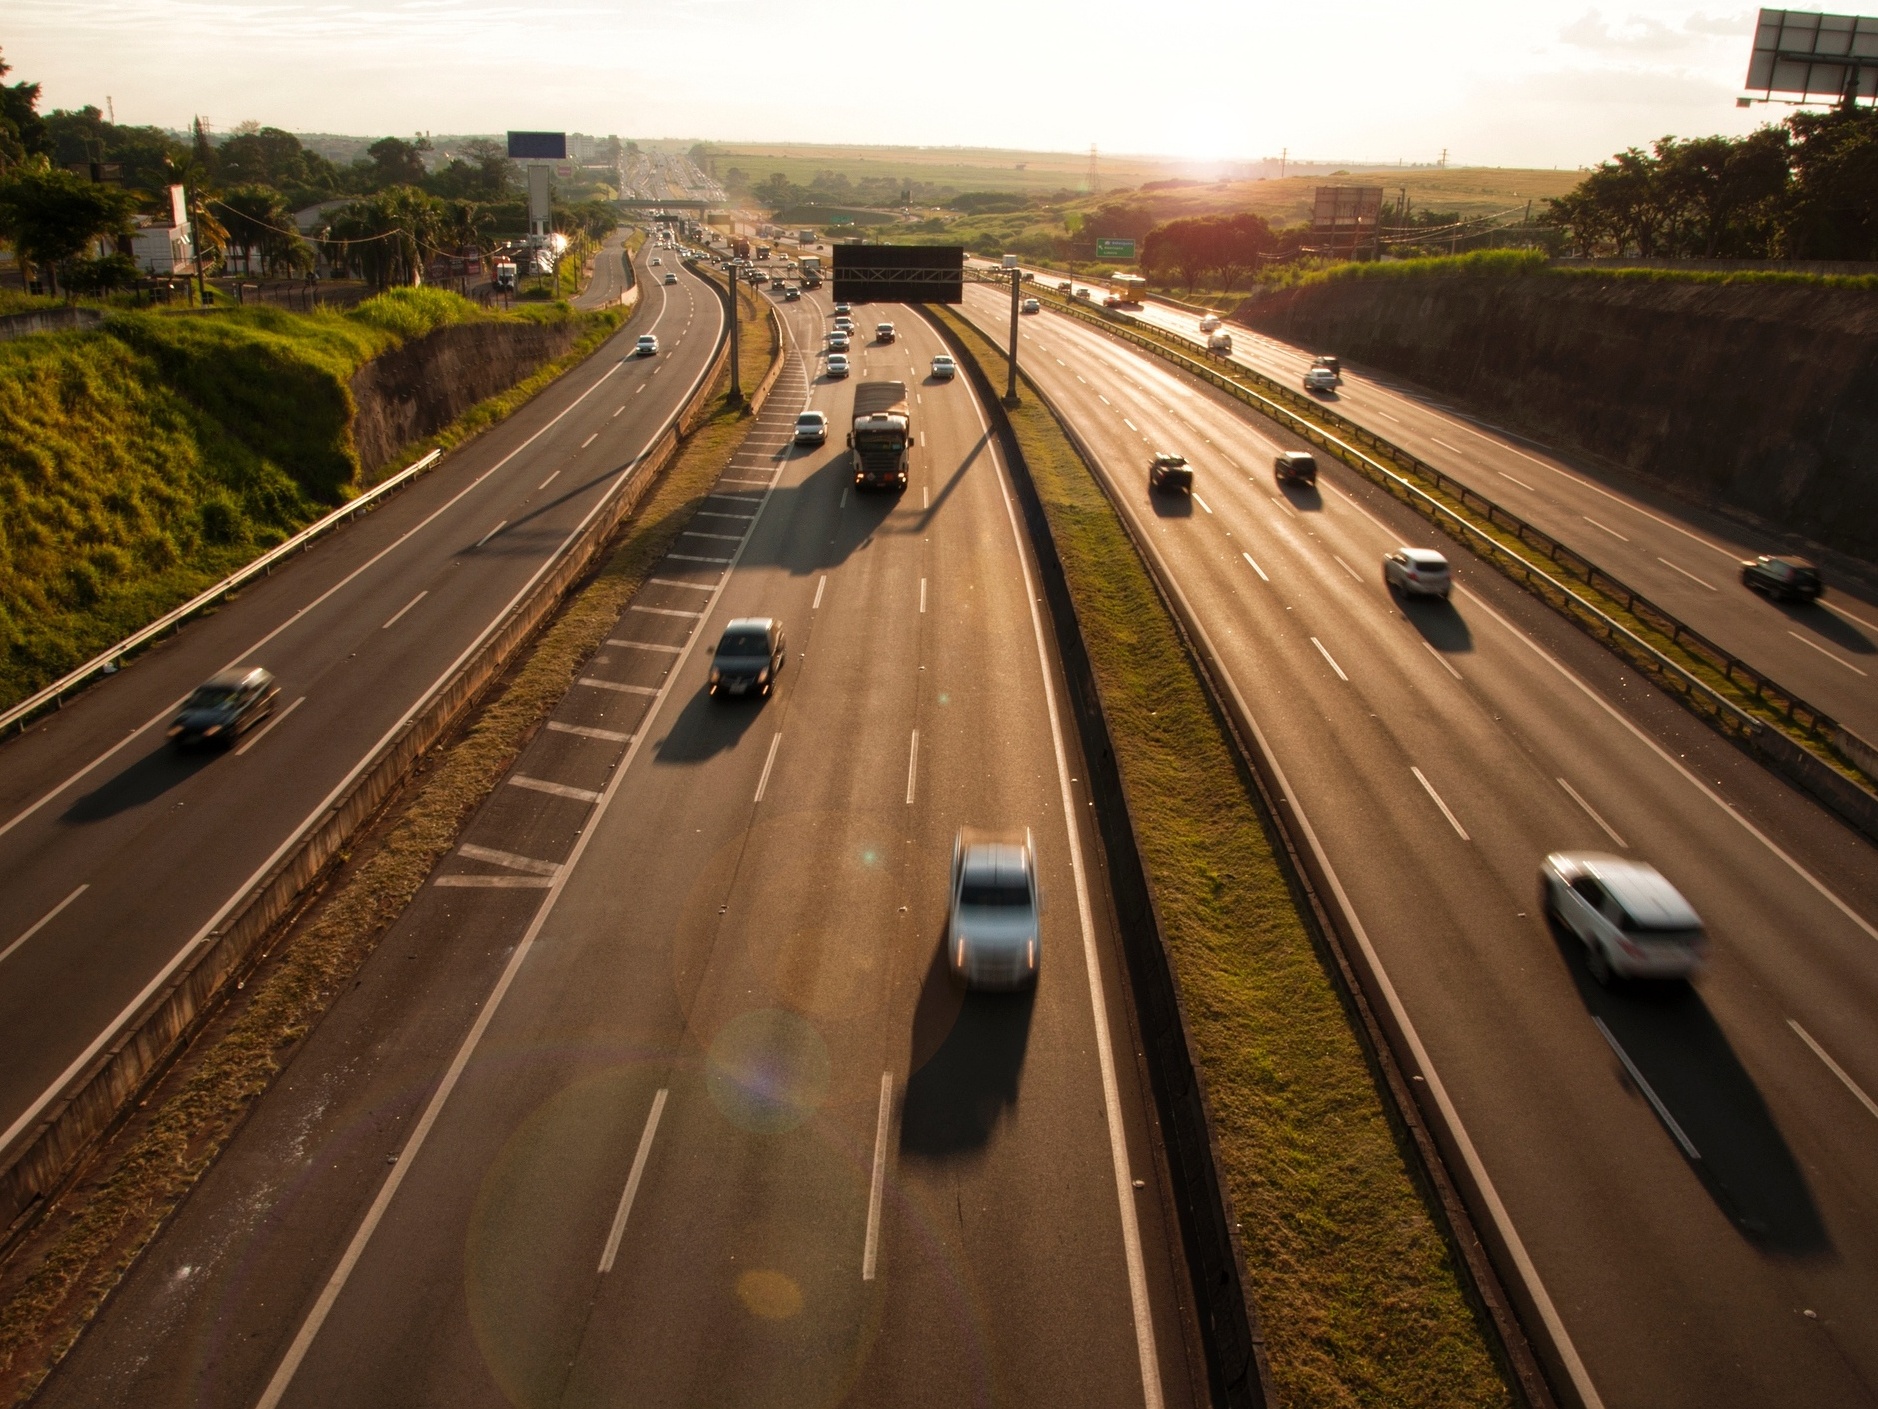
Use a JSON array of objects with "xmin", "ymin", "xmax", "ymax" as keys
[
  {"xmin": 507, "ymin": 775, "xmax": 602, "ymax": 804},
  {"xmin": 682, "ymin": 531, "xmax": 744, "ymax": 541},
  {"xmin": 1191, "ymin": 493, "xmax": 1213, "ymax": 515},
  {"xmin": 693, "ymin": 511, "xmax": 754, "ymax": 522},
  {"xmin": 1411, "ymin": 766, "xmax": 1470, "ymax": 840},
  {"xmin": 1270, "ymin": 495, "xmax": 1295, "ymax": 518},
  {"xmin": 1499, "ymin": 471, "xmax": 1533, "ymax": 492},
  {"xmin": 813, "ymin": 575, "xmax": 827, "ymax": 610},
  {"xmin": 1242, "ymin": 552, "xmax": 1269, "ymax": 582},
  {"xmin": 669, "ymin": 554, "xmax": 735, "ymax": 565},
  {"xmin": 904, "ymin": 730, "xmax": 919, "ymax": 805},
  {"xmin": 1557, "ymin": 777, "xmax": 1627, "ymax": 848},
  {"xmin": 972, "ymin": 386, "xmax": 1165, "ymax": 1409},
  {"xmin": 1657, "ymin": 557, "xmax": 1716, "ymax": 591},
  {"xmin": 599, "ymin": 1089, "xmax": 669, "ymax": 1273},
  {"xmin": 381, "ymin": 591, "xmax": 428, "ymax": 630},
  {"xmin": 1430, "ymin": 437, "xmax": 1464, "ymax": 454},
  {"xmin": 646, "ymin": 578, "xmax": 715, "ymax": 592},
  {"xmin": 1582, "ymin": 515, "xmax": 1630, "ymax": 543},
  {"xmin": 634, "ymin": 384, "xmax": 645, "ymax": 394},
  {"xmin": 457, "ymin": 843, "xmax": 560, "ymax": 876},
  {"xmin": 754, "ymin": 732, "xmax": 782, "ymax": 803},
  {"xmin": 609, "ymin": 638, "xmax": 683, "ymax": 651},
  {"xmin": 1098, "ymin": 395, "xmax": 1111, "ymax": 405},
  {"xmin": 1421, "ymin": 641, "xmax": 1463, "ymax": 680},
  {"xmin": 538, "ymin": 470, "xmax": 560, "ymax": 490},
  {"xmin": 1822, "ymin": 598, "xmax": 1878, "ymax": 635},
  {"xmin": 433, "ymin": 876, "xmax": 553, "ymax": 888},
  {"xmin": 1594, "ymin": 1018, "xmax": 1699, "ymax": 1160},
  {"xmin": 862, "ymin": 1071, "xmax": 893, "ymax": 1281},
  {"xmin": 580, "ymin": 433, "xmax": 598, "ymax": 449},
  {"xmin": 1122, "ymin": 418, "xmax": 1138, "ymax": 431},
  {"xmin": 919, "ymin": 578, "xmax": 927, "ymax": 614},
  {"xmin": 1790, "ymin": 1020, "xmax": 1878, "ymax": 1123},
  {"xmin": 547, "ymin": 721, "xmax": 633, "ymax": 743},
  {"xmin": 0, "ymin": 885, "xmax": 88, "ymax": 968},
  {"xmin": 1787, "ymin": 630, "xmax": 1869, "ymax": 677},
  {"xmin": 474, "ymin": 520, "xmax": 507, "ymax": 549},
  {"xmin": 1377, "ymin": 410, "xmax": 1400, "ymax": 423},
  {"xmin": 613, "ymin": 405, "xmax": 624, "ymax": 417},
  {"xmin": 234, "ymin": 695, "xmax": 305, "ymax": 756},
  {"xmin": 923, "ymin": 486, "xmax": 929, "ymax": 509},
  {"xmin": 1331, "ymin": 554, "xmax": 1363, "ymax": 583},
  {"xmin": 1310, "ymin": 637, "xmax": 1349, "ymax": 682},
  {"xmin": 839, "ymin": 487, "xmax": 848, "ymax": 509},
  {"xmin": 579, "ymin": 679, "xmax": 658, "ymax": 696}
]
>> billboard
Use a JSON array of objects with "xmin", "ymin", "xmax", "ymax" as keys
[
  {"xmin": 1095, "ymin": 237, "xmax": 1137, "ymax": 260},
  {"xmin": 506, "ymin": 131, "xmax": 568, "ymax": 160},
  {"xmin": 1745, "ymin": 8, "xmax": 1878, "ymax": 102},
  {"xmin": 1312, "ymin": 186, "xmax": 1384, "ymax": 257},
  {"xmin": 832, "ymin": 244, "xmax": 963, "ymax": 304}
]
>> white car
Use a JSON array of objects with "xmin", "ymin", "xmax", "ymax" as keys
[
  {"xmin": 1197, "ymin": 313, "xmax": 1222, "ymax": 332},
  {"xmin": 827, "ymin": 333, "xmax": 850, "ymax": 353},
  {"xmin": 825, "ymin": 353, "xmax": 850, "ymax": 378},
  {"xmin": 1383, "ymin": 547, "xmax": 1450, "ymax": 599},
  {"xmin": 650, "ymin": 257, "xmax": 661, "ymax": 266},
  {"xmin": 948, "ymin": 827, "xmax": 1041, "ymax": 989},
  {"xmin": 875, "ymin": 321, "xmax": 896, "ymax": 342},
  {"xmin": 794, "ymin": 410, "xmax": 828, "ymax": 445},
  {"xmin": 1021, "ymin": 297, "xmax": 1041, "ymax": 314},
  {"xmin": 834, "ymin": 302, "xmax": 851, "ymax": 315},
  {"xmin": 663, "ymin": 272, "xmax": 677, "ymax": 285},
  {"xmin": 635, "ymin": 334, "xmax": 659, "ymax": 356},
  {"xmin": 1303, "ymin": 365, "xmax": 1338, "ymax": 393},
  {"xmin": 930, "ymin": 354, "xmax": 956, "ymax": 380},
  {"xmin": 1074, "ymin": 287, "xmax": 1091, "ymax": 299},
  {"xmin": 833, "ymin": 316, "xmax": 855, "ymax": 337},
  {"xmin": 1541, "ymin": 853, "xmax": 1708, "ymax": 985}
]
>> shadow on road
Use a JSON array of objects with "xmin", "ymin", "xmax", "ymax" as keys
[
  {"xmin": 1772, "ymin": 597, "xmax": 1874, "ymax": 656},
  {"xmin": 1547, "ymin": 915, "xmax": 1829, "ymax": 1254},
  {"xmin": 1399, "ymin": 593, "xmax": 1475, "ymax": 653},
  {"xmin": 1276, "ymin": 480, "xmax": 1323, "ymax": 513},
  {"xmin": 649, "ymin": 680, "xmax": 767, "ymax": 764},
  {"xmin": 1148, "ymin": 488, "xmax": 1195, "ymax": 520},
  {"xmin": 899, "ymin": 931, "xmax": 1035, "ymax": 1159},
  {"xmin": 63, "ymin": 745, "xmax": 214, "ymax": 823}
]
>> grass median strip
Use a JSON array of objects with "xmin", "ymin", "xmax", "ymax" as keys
[
  {"xmin": 935, "ymin": 305, "xmax": 1512, "ymax": 1409},
  {"xmin": 0, "ymin": 287, "xmax": 771, "ymax": 1408}
]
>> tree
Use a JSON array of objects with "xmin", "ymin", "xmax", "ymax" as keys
[
  {"xmin": 1779, "ymin": 105, "xmax": 1878, "ymax": 260},
  {"xmin": 217, "ymin": 184, "xmax": 309, "ymax": 274},
  {"xmin": 0, "ymin": 49, "xmax": 50, "ymax": 169},
  {"xmin": 323, "ymin": 185, "xmax": 444, "ymax": 287},
  {"xmin": 1211, "ymin": 212, "xmax": 1274, "ymax": 293},
  {"xmin": 1142, "ymin": 215, "xmax": 1219, "ymax": 291},
  {"xmin": 365, "ymin": 136, "xmax": 431, "ymax": 189},
  {"xmin": 0, "ymin": 161, "xmax": 137, "ymax": 293}
]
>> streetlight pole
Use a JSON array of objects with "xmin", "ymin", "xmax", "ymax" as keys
[
  {"xmin": 727, "ymin": 260, "xmax": 743, "ymax": 405},
  {"xmin": 1003, "ymin": 257, "xmax": 1021, "ymax": 407}
]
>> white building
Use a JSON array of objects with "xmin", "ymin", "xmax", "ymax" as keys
[{"xmin": 128, "ymin": 184, "xmax": 194, "ymax": 275}]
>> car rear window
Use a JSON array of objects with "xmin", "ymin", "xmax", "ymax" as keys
[
  {"xmin": 717, "ymin": 632, "xmax": 768, "ymax": 656},
  {"xmin": 961, "ymin": 876, "xmax": 1030, "ymax": 907}
]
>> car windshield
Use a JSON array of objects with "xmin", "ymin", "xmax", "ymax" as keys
[
  {"xmin": 960, "ymin": 875, "xmax": 1030, "ymax": 907},
  {"xmin": 797, "ymin": 415, "xmax": 823, "ymax": 427},
  {"xmin": 186, "ymin": 686, "xmax": 239, "ymax": 708},
  {"xmin": 716, "ymin": 632, "xmax": 769, "ymax": 657}
]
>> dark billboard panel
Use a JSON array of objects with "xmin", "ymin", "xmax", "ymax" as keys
[
  {"xmin": 832, "ymin": 244, "xmax": 963, "ymax": 304},
  {"xmin": 507, "ymin": 131, "xmax": 568, "ymax": 160}
]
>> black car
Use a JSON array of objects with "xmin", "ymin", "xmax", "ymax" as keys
[
  {"xmin": 168, "ymin": 667, "xmax": 279, "ymax": 748},
  {"xmin": 1275, "ymin": 451, "xmax": 1318, "ymax": 486},
  {"xmin": 1148, "ymin": 452, "xmax": 1192, "ymax": 494},
  {"xmin": 709, "ymin": 618, "xmax": 786, "ymax": 699},
  {"xmin": 1741, "ymin": 554, "xmax": 1823, "ymax": 602}
]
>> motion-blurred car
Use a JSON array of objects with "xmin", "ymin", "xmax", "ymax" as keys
[
  {"xmin": 784, "ymin": 287, "xmax": 801, "ymax": 301},
  {"xmin": 834, "ymin": 301, "xmax": 852, "ymax": 315},
  {"xmin": 1311, "ymin": 354, "xmax": 1342, "ymax": 381},
  {"xmin": 1383, "ymin": 547, "xmax": 1451, "ymax": 599},
  {"xmin": 635, "ymin": 334, "xmax": 659, "ymax": 356},
  {"xmin": 662, "ymin": 272, "xmax": 677, "ymax": 285},
  {"xmin": 168, "ymin": 667, "xmax": 279, "ymax": 749},
  {"xmin": 1274, "ymin": 451, "xmax": 1317, "ymax": 486},
  {"xmin": 1057, "ymin": 281, "xmax": 1073, "ymax": 293},
  {"xmin": 650, "ymin": 257, "xmax": 661, "ymax": 266},
  {"xmin": 948, "ymin": 827, "xmax": 1041, "ymax": 989},
  {"xmin": 929, "ymin": 354, "xmax": 956, "ymax": 380},
  {"xmin": 1148, "ymin": 452, "xmax": 1192, "ymax": 494},
  {"xmin": 1541, "ymin": 852, "xmax": 1708, "ymax": 985},
  {"xmin": 1197, "ymin": 313, "xmax": 1222, "ymax": 333},
  {"xmin": 833, "ymin": 316, "xmax": 856, "ymax": 337},
  {"xmin": 708, "ymin": 618, "xmax": 786, "ymax": 700},
  {"xmin": 1303, "ymin": 365, "xmax": 1338, "ymax": 393},
  {"xmin": 1740, "ymin": 554, "xmax": 1823, "ymax": 603},
  {"xmin": 1021, "ymin": 297, "xmax": 1041, "ymax": 314},
  {"xmin": 794, "ymin": 410, "xmax": 828, "ymax": 445},
  {"xmin": 826, "ymin": 353, "xmax": 850, "ymax": 378},
  {"xmin": 1074, "ymin": 287, "xmax": 1091, "ymax": 300}
]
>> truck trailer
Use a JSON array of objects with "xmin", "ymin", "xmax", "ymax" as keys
[
  {"xmin": 848, "ymin": 380, "xmax": 911, "ymax": 490},
  {"xmin": 493, "ymin": 259, "xmax": 517, "ymax": 292},
  {"xmin": 800, "ymin": 255, "xmax": 822, "ymax": 288}
]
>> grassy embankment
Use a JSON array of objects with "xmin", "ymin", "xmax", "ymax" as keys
[
  {"xmin": 0, "ymin": 288, "xmax": 623, "ymax": 712},
  {"xmin": 1281, "ymin": 246, "xmax": 1878, "ymax": 291},
  {"xmin": 931, "ymin": 303, "xmax": 1513, "ymax": 1407},
  {"xmin": 0, "ymin": 257, "xmax": 768, "ymax": 1408}
]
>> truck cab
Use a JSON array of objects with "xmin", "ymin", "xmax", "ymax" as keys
[{"xmin": 848, "ymin": 380, "xmax": 912, "ymax": 491}]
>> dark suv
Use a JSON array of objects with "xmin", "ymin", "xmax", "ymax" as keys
[
  {"xmin": 709, "ymin": 618, "xmax": 786, "ymax": 699},
  {"xmin": 168, "ymin": 666, "xmax": 280, "ymax": 749},
  {"xmin": 1275, "ymin": 451, "xmax": 1318, "ymax": 486},
  {"xmin": 1148, "ymin": 453, "xmax": 1193, "ymax": 494},
  {"xmin": 1741, "ymin": 555, "xmax": 1823, "ymax": 603}
]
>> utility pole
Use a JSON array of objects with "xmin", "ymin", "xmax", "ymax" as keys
[
  {"xmin": 727, "ymin": 261, "xmax": 743, "ymax": 405},
  {"xmin": 1280, "ymin": 147, "xmax": 1287, "ymax": 180},
  {"xmin": 1004, "ymin": 257, "xmax": 1022, "ymax": 407},
  {"xmin": 190, "ymin": 188, "xmax": 208, "ymax": 306}
]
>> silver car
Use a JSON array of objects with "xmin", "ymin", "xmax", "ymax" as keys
[
  {"xmin": 1541, "ymin": 852, "xmax": 1708, "ymax": 985},
  {"xmin": 948, "ymin": 827, "xmax": 1041, "ymax": 990},
  {"xmin": 1384, "ymin": 547, "xmax": 1450, "ymax": 599}
]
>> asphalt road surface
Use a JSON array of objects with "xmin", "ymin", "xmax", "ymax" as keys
[
  {"xmin": 36, "ymin": 283, "xmax": 1201, "ymax": 1408},
  {"xmin": 0, "ymin": 237, "xmax": 720, "ymax": 1184},
  {"xmin": 965, "ymin": 283, "xmax": 1878, "ymax": 1409},
  {"xmin": 999, "ymin": 266, "xmax": 1878, "ymax": 744}
]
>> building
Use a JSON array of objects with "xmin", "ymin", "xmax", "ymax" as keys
[{"xmin": 127, "ymin": 184, "xmax": 194, "ymax": 275}]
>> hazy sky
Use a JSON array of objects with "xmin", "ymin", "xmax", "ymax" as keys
[{"xmin": 9, "ymin": 0, "xmax": 1783, "ymax": 167}]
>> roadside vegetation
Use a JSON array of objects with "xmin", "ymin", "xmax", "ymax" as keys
[
  {"xmin": 1271, "ymin": 247, "xmax": 1878, "ymax": 291},
  {"xmin": 931, "ymin": 305, "xmax": 1513, "ymax": 1409}
]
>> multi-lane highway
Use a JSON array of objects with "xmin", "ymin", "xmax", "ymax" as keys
[
  {"xmin": 1000, "ymin": 267, "xmax": 1878, "ymax": 742},
  {"xmin": 960, "ymin": 282, "xmax": 1878, "ymax": 1409},
  {"xmin": 0, "ymin": 237, "xmax": 719, "ymax": 1191},
  {"xmin": 36, "ymin": 279, "xmax": 1200, "ymax": 1407}
]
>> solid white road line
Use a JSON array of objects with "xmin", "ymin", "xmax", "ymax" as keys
[
  {"xmin": 608, "ymin": 638, "xmax": 683, "ymax": 652},
  {"xmin": 613, "ymin": 405, "xmax": 624, "ymax": 417},
  {"xmin": 433, "ymin": 876, "xmax": 554, "ymax": 888},
  {"xmin": 919, "ymin": 578, "xmax": 927, "ymax": 614},
  {"xmin": 1499, "ymin": 472, "xmax": 1533, "ymax": 492},
  {"xmin": 1191, "ymin": 493, "xmax": 1213, "ymax": 515},
  {"xmin": 1789, "ymin": 1020, "xmax": 1878, "ymax": 1123},
  {"xmin": 0, "ymin": 885, "xmax": 88, "ymax": 968},
  {"xmin": 904, "ymin": 730, "xmax": 919, "ymax": 806},
  {"xmin": 630, "ymin": 605, "xmax": 704, "ymax": 620},
  {"xmin": 1594, "ymin": 1018, "xmax": 1700, "ymax": 1160},
  {"xmin": 507, "ymin": 775, "xmax": 603, "ymax": 804},
  {"xmin": 599, "ymin": 1089, "xmax": 669, "ymax": 1273},
  {"xmin": 1557, "ymin": 777, "xmax": 1627, "ymax": 848},
  {"xmin": 474, "ymin": 521, "xmax": 507, "ymax": 549},
  {"xmin": 813, "ymin": 574, "xmax": 827, "ymax": 610},
  {"xmin": 579, "ymin": 679, "xmax": 658, "ymax": 696},
  {"xmin": 1787, "ymin": 630, "xmax": 1868, "ymax": 676},
  {"xmin": 1310, "ymin": 637, "xmax": 1349, "ymax": 682},
  {"xmin": 1582, "ymin": 515, "xmax": 1629, "ymax": 543},
  {"xmin": 547, "ymin": 721, "xmax": 633, "ymax": 743},
  {"xmin": 1421, "ymin": 641, "xmax": 1463, "ymax": 681},
  {"xmin": 1412, "ymin": 766, "xmax": 1470, "ymax": 840},
  {"xmin": 580, "ymin": 433, "xmax": 597, "ymax": 449},
  {"xmin": 1242, "ymin": 552, "xmax": 1269, "ymax": 583},
  {"xmin": 1656, "ymin": 557, "xmax": 1716, "ymax": 591},
  {"xmin": 1430, "ymin": 437, "xmax": 1464, "ymax": 454},
  {"xmin": 381, "ymin": 592, "xmax": 428, "ymax": 630},
  {"xmin": 862, "ymin": 1071, "xmax": 893, "ymax": 1282},
  {"xmin": 973, "ymin": 387, "xmax": 1165, "ymax": 1409},
  {"xmin": 538, "ymin": 470, "xmax": 560, "ymax": 490},
  {"xmin": 754, "ymin": 733, "xmax": 782, "ymax": 803},
  {"xmin": 1270, "ymin": 495, "xmax": 1295, "ymax": 518},
  {"xmin": 646, "ymin": 578, "xmax": 716, "ymax": 591},
  {"xmin": 234, "ymin": 696, "xmax": 305, "ymax": 756},
  {"xmin": 457, "ymin": 843, "xmax": 560, "ymax": 875}
]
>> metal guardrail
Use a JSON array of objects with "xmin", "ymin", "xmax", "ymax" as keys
[
  {"xmin": 1, "ymin": 449, "xmax": 444, "ymax": 737},
  {"xmin": 1029, "ymin": 287, "xmax": 1878, "ymax": 800}
]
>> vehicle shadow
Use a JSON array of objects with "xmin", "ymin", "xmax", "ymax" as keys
[
  {"xmin": 648, "ymin": 681, "xmax": 767, "ymax": 764},
  {"xmin": 1770, "ymin": 597, "xmax": 1875, "ymax": 656},
  {"xmin": 1398, "ymin": 591, "xmax": 1475, "ymax": 653},
  {"xmin": 1546, "ymin": 915, "xmax": 1828, "ymax": 1254},
  {"xmin": 1277, "ymin": 479, "xmax": 1323, "ymax": 512},
  {"xmin": 899, "ymin": 930, "xmax": 1035, "ymax": 1160},
  {"xmin": 1147, "ymin": 489, "xmax": 1194, "ymax": 519},
  {"xmin": 63, "ymin": 744, "xmax": 216, "ymax": 823}
]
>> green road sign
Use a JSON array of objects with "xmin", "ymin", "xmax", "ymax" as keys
[{"xmin": 1095, "ymin": 238, "xmax": 1137, "ymax": 260}]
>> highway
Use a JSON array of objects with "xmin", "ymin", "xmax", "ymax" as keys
[
  {"xmin": 36, "ymin": 281, "xmax": 1200, "ymax": 1407},
  {"xmin": 1001, "ymin": 267, "xmax": 1878, "ymax": 743},
  {"xmin": 0, "ymin": 237, "xmax": 720, "ymax": 1189},
  {"xmin": 959, "ymin": 284, "xmax": 1878, "ymax": 1409}
]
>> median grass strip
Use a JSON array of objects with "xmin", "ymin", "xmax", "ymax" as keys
[
  {"xmin": 932, "ymin": 307, "xmax": 1511, "ymax": 1407},
  {"xmin": 0, "ymin": 287, "xmax": 768, "ymax": 1408}
]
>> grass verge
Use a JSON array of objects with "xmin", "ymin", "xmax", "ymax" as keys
[
  {"xmin": 932, "ymin": 305, "xmax": 1512, "ymax": 1407},
  {"xmin": 0, "ymin": 284, "xmax": 768, "ymax": 1408}
]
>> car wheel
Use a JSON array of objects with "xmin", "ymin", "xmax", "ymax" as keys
[{"xmin": 1585, "ymin": 942, "xmax": 1614, "ymax": 987}]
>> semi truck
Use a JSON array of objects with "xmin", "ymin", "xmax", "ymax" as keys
[
  {"xmin": 800, "ymin": 255, "xmax": 822, "ymax": 287},
  {"xmin": 493, "ymin": 259, "xmax": 517, "ymax": 292},
  {"xmin": 733, "ymin": 237, "xmax": 751, "ymax": 259},
  {"xmin": 848, "ymin": 380, "xmax": 911, "ymax": 490}
]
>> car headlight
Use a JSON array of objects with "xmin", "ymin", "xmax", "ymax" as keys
[
  {"xmin": 203, "ymin": 724, "xmax": 222, "ymax": 736},
  {"xmin": 756, "ymin": 667, "xmax": 770, "ymax": 683},
  {"xmin": 167, "ymin": 724, "xmax": 183, "ymax": 738},
  {"xmin": 709, "ymin": 667, "xmax": 721, "ymax": 683}
]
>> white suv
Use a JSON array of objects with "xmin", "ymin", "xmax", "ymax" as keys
[
  {"xmin": 948, "ymin": 827, "xmax": 1041, "ymax": 989},
  {"xmin": 1541, "ymin": 853, "xmax": 1708, "ymax": 985},
  {"xmin": 1383, "ymin": 548, "xmax": 1450, "ymax": 599}
]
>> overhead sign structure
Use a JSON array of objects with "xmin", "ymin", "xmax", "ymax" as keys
[
  {"xmin": 506, "ymin": 131, "xmax": 568, "ymax": 160},
  {"xmin": 1312, "ymin": 186, "xmax": 1384, "ymax": 258},
  {"xmin": 1095, "ymin": 238, "xmax": 1137, "ymax": 260},
  {"xmin": 831, "ymin": 244, "xmax": 964, "ymax": 304},
  {"xmin": 1745, "ymin": 8, "xmax": 1878, "ymax": 103}
]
